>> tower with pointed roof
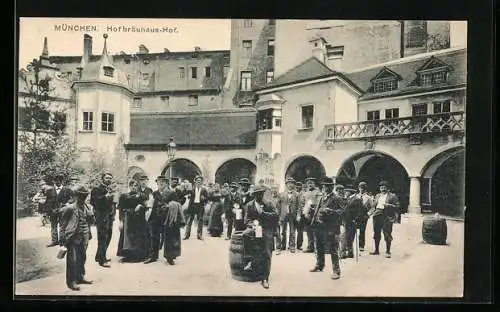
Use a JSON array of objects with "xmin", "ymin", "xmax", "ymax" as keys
[{"xmin": 71, "ymin": 34, "xmax": 134, "ymax": 164}]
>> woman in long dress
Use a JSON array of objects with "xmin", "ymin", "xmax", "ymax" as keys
[
  {"xmin": 207, "ymin": 191, "xmax": 224, "ymax": 237},
  {"xmin": 163, "ymin": 191, "xmax": 186, "ymax": 265},
  {"xmin": 117, "ymin": 179, "xmax": 149, "ymax": 262}
]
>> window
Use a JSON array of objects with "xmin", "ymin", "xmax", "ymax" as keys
[
  {"xmin": 301, "ymin": 105, "xmax": 314, "ymax": 129},
  {"xmin": 275, "ymin": 118, "xmax": 282, "ymax": 128},
  {"xmin": 82, "ymin": 111, "xmax": 93, "ymax": 131},
  {"xmin": 179, "ymin": 67, "xmax": 185, "ymax": 78},
  {"xmin": 240, "ymin": 71, "xmax": 252, "ymax": 91},
  {"xmin": 189, "ymin": 95, "xmax": 198, "ymax": 106},
  {"xmin": 405, "ymin": 21, "xmax": 427, "ymax": 48},
  {"xmin": 52, "ymin": 112, "xmax": 67, "ymax": 133},
  {"xmin": 142, "ymin": 73, "xmax": 149, "ymax": 80},
  {"xmin": 101, "ymin": 112, "xmax": 115, "ymax": 133},
  {"xmin": 367, "ymin": 110, "xmax": 380, "ymax": 121},
  {"xmin": 327, "ymin": 46, "xmax": 344, "ymax": 59},
  {"xmin": 257, "ymin": 109, "xmax": 273, "ymax": 130},
  {"xmin": 205, "ymin": 66, "xmax": 211, "ymax": 78},
  {"xmin": 243, "ymin": 19, "xmax": 253, "ymax": 27},
  {"xmin": 161, "ymin": 96, "xmax": 170, "ymax": 105},
  {"xmin": 420, "ymin": 70, "xmax": 448, "ymax": 86},
  {"xmin": 191, "ymin": 67, "xmax": 198, "ymax": 79},
  {"xmin": 132, "ymin": 98, "xmax": 143, "ymax": 108},
  {"xmin": 266, "ymin": 69, "xmax": 274, "ymax": 83},
  {"xmin": 243, "ymin": 40, "xmax": 252, "ymax": 57},
  {"xmin": 269, "ymin": 19, "xmax": 276, "ymax": 25},
  {"xmin": 385, "ymin": 108, "xmax": 399, "ymax": 119},
  {"xmin": 433, "ymin": 100, "xmax": 451, "ymax": 114},
  {"xmin": 373, "ymin": 79, "xmax": 398, "ymax": 93},
  {"xmin": 124, "ymin": 58, "xmax": 131, "ymax": 64},
  {"xmin": 412, "ymin": 103, "xmax": 428, "ymax": 116},
  {"xmin": 103, "ymin": 67, "xmax": 114, "ymax": 77},
  {"xmin": 267, "ymin": 39, "xmax": 275, "ymax": 56}
]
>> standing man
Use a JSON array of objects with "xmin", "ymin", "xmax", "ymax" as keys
[
  {"xmin": 369, "ymin": 181, "xmax": 400, "ymax": 258},
  {"xmin": 242, "ymin": 185, "xmax": 279, "ymax": 289},
  {"xmin": 234, "ymin": 178, "xmax": 252, "ymax": 231},
  {"xmin": 184, "ymin": 175, "xmax": 208, "ymax": 240},
  {"xmin": 49, "ymin": 174, "xmax": 73, "ymax": 247},
  {"xmin": 277, "ymin": 177, "xmax": 300, "ymax": 253},
  {"xmin": 90, "ymin": 172, "xmax": 115, "ymax": 267},
  {"xmin": 356, "ymin": 181, "xmax": 373, "ymax": 252},
  {"xmin": 300, "ymin": 177, "xmax": 323, "ymax": 253},
  {"xmin": 59, "ymin": 186, "xmax": 95, "ymax": 291},
  {"xmin": 222, "ymin": 182, "xmax": 239, "ymax": 240},
  {"xmin": 341, "ymin": 187, "xmax": 363, "ymax": 259},
  {"xmin": 309, "ymin": 177, "xmax": 344, "ymax": 280},
  {"xmin": 144, "ymin": 176, "xmax": 169, "ymax": 264}
]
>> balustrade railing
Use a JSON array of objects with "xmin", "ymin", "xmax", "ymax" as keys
[{"xmin": 325, "ymin": 111, "xmax": 465, "ymax": 142}]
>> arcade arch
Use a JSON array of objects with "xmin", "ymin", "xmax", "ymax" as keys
[
  {"xmin": 215, "ymin": 158, "xmax": 256, "ymax": 185},
  {"xmin": 284, "ymin": 155, "xmax": 326, "ymax": 184},
  {"xmin": 161, "ymin": 158, "xmax": 202, "ymax": 183}
]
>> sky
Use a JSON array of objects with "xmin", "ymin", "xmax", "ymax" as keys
[{"xmin": 18, "ymin": 18, "xmax": 231, "ymax": 69}]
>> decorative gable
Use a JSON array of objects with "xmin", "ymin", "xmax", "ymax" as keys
[
  {"xmin": 417, "ymin": 56, "xmax": 452, "ymax": 73},
  {"xmin": 369, "ymin": 67, "xmax": 402, "ymax": 93},
  {"xmin": 415, "ymin": 56, "xmax": 453, "ymax": 86}
]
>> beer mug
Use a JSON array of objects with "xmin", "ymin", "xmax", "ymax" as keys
[
  {"xmin": 233, "ymin": 203, "xmax": 242, "ymax": 220},
  {"xmin": 255, "ymin": 225, "xmax": 263, "ymax": 238}
]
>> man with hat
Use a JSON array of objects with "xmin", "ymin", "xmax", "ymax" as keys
[
  {"xmin": 184, "ymin": 175, "xmax": 208, "ymax": 240},
  {"xmin": 90, "ymin": 171, "xmax": 116, "ymax": 267},
  {"xmin": 300, "ymin": 177, "xmax": 323, "ymax": 253},
  {"xmin": 370, "ymin": 180, "xmax": 400, "ymax": 258},
  {"xmin": 242, "ymin": 185, "xmax": 279, "ymax": 289},
  {"xmin": 308, "ymin": 177, "xmax": 344, "ymax": 280},
  {"xmin": 233, "ymin": 178, "xmax": 253, "ymax": 231},
  {"xmin": 47, "ymin": 174, "xmax": 73, "ymax": 247},
  {"xmin": 59, "ymin": 186, "xmax": 95, "ymax": 291},
  {"xmin": 341, "ymin": 186, "xmax": 364, "ymax": 259},
  {"xmin": 144, "ymin": 175, "xmax": 169, "ymax": 264},
  {"xmin": 355, "ymin": 181, "xmax": 374, "ymax": 252},
  {"xmin": 277, "ymin": 177, "xmax": 301, "ymax": 253},
  {"xmin": 222, "ymin": 182, "xmax": 240, "ymax": 240}
]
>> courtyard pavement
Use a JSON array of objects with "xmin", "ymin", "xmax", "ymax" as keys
[{"xmin": 14, "ymin": 214, "xmax": 464, "ymax": 297}]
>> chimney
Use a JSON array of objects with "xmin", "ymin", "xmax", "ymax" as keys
[
  {"xmin": 309, "ymin": 35, "xmax": 327, "ymax": 64},
  {"xmin": 138, "ymin": 44, "xmax": 149, "ymax": 54},
  {"xmin": 194, "ymin": 46, "xmax": 201, "ymax": 52},
  {"xmin": 83, "ymin": 34, "xmax": 92, "ymax": 62}
]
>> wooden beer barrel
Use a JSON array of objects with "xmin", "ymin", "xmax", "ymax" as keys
[
  {"xmin": 422, "ymin": 214, "xmax": 448, "ymax": 245},
  {"xmin": 229, "ymin": 231, "xmax": 265, "ymax": 282}
]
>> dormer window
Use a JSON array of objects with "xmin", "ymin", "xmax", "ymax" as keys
[
  {"xmin": 419, "ymin": 70, "xmax": 448, "ymax": 86},
  {"xmin": 103, "ymin": 66, "xmax": 114, "ymax": 77},
  {"xmin": 416, "ymin": 56, "xmax": 452, "ymax": 87},
  {"xmin": 370, "ymin": 67, "xmax": 402, "ymax": 93}
]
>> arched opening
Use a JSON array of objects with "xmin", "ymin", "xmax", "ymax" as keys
[
  {"xmin": 161, "ymin": 158, "xmax": 202, "ymax": 182},
  {"xmin": 285, "ymin": 155, "xmax": 326, "ymax": 184},
  {"xmin": 215, "ymin": 158, "xmax": 256, "ymax": 185},
  {"xmin": 128, "ymin": 166, "xmax": 146, "ymax": 181},
  {"xmin": 336, "ymin": 151, "xmax": 410, "ymax": 213},
  {"xmin": 421, "ymin": 148, "xmax": 465, "ymax": 217}
]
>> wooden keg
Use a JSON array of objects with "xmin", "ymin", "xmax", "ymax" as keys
[
  {"xmin": 229, "ymin": 231, "xmax": 266, "ymax": 282},
  {"xmin": 422, "ymin": 213, "xmax": 448, "ymax": 245}
]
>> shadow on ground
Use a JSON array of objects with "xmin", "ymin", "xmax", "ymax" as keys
[{"xmin": 15, "ymin": 237, "xmax": 65, "ymax": 283}]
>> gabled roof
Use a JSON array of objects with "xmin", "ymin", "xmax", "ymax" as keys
[
  {"xmin": 257, "ymin": 57, "xmax": 337, "ymax": 91},
  {"xmin": 345, "ymin": 47, "xmax": 467, "ymax": 101},
  {"xmin": 370, "ymin": 67, "xmax": 403, "ymax": 82},
  {"xmin": 416, "ymin": 56, "xmax": 453, "ymax": 72},
  {"xmin": 128, "ymin": 110, "xmax": 257, "ymax": 147}
]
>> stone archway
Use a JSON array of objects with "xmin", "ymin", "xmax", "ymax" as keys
[
  {"xmin": 161, "ymin": 158, "xmax": 202, "ymax": 183},
  {"xmin": 215, "ymin": 158, "xmax": 256, "ymax": 185},
  {"xmin": 336, "ymin": 151, "xmax": 410, "ymax": 213},
  {"xmin": 421, "ymin": 147, "xmax": 465, "ymax": 217},
  {"xmin": 285, "ymin": 155, "xmax": 326, "ymax": 184}
]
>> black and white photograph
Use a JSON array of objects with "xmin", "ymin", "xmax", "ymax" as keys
[{"xmin": 15, "ymin": 18, "xmax": 468, "ymax": 297}]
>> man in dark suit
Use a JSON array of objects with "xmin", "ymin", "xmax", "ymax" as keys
[
  {"xmin": 48, "ymin": 174, "xmax": 73, "ymax": 247},
  {"xmin": 369, "ymin": 180, "xmax": 400, "ymax": 258},
  {"xmin": 184, "ymin": 175, "xmax": 208, "ymax": 240},
  {"xmin": 309, "ymin": 177, "xmax": 344, "ymax": 280},
  {"xmin": 277, "ymin": 177, "xmax": 301, "ymax": 253},
  {"xmin": 90, "ymin": 172, "xmax": 116, "ymax": 267},
  {"xmin": 222, "ymin": 182, "xmax": 239, "ymax": 240},
  {"xmin": 234, "ymin": 178, "xmax": 252, "ymax": 231},
  {"xmin": 341, "ymin": 186, "xmax": 364, "ymax": 259},
  {"xmin": 59, "ymin": 186, "xmax": 95, "ymax": 291},
  {"xmin": 300, "ymin": 177, "xmax": 323, "ymax": 253},
  {"xmin": 242, "ymin": 185, "xmax": 279, "ymax": 289},
  {"xmin": 144, "ymin": 176, "xmax": 169, "ymax": 264}
]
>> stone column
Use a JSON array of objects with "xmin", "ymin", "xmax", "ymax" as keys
[{"xmin": 408, "ymin": 177, "xmax": 421, "ymax": 214}]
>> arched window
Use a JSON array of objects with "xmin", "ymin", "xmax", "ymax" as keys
[{"xmin": 405, "ymin": 21, "xmax": 427, "ymax": 49}]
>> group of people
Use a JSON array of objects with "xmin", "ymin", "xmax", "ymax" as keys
[{"xmin": 31, "ymin": 170, "xmax": 400, "ymax": 291}]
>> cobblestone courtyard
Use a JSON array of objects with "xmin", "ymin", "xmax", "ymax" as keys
[{"xmin": 15, "ymin": 215, "xmax": 464, "ymax": 297}]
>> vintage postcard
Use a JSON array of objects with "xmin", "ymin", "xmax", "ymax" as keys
[{"xmin": 15, "ymin": 18, "xmax": 466, "ymax": 297}]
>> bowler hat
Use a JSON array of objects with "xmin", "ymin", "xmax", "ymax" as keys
[
  {"xmin": 334, "ymin": 184, "xmax": 345, "ymax": 191},
  {"xmin": 305, "ymin": 177, "xmax": 317, "ymax": 182},
  {"xmin": 139, "ymin": 174, "xmax": 149, "ymax": 180},
  {"xmin": 344, "ymin": 186, "xmax": 357, "ymax": 193},
  {"xmin": 295, "ymin": 181, "xmax": 303, "ymax": 186},
  {"xmin": 285, "ymin": 177, "xmax": 296, "ymax": 184},
  {"xmin": 321, "ymin": 177, "xmax": 335, "ymax": 185},
  {"xmin": 239, "ymin": 178, "xmax": 250, "ymax": 185},
  {"xmin": 252, "ymin": 185, "xmax": 267, "ymax": 194},
  {"xmin": 74, "ymin": 186, "xmax": 90, "ymax": 196},
  {"xmin": 194, "ymin": 175, "xmax": 203, "ymax": 182},
  {"xmin": 379, "ymin": 180, "xmax": 389, "ymax": 187},
  {"xmin": 230, "ymin": 182, "xmax": 239, "ymax": 188},
  {"xmin": 358, "ymin": 181, "xmax": 368, "ymax": 190},
  {"xmin": 156, "ymin": 176, "xmax": 168, "ymax": 182},
  {"xmin": 171, "ymin": 177, "xmax": 180, "ymax": 182}
]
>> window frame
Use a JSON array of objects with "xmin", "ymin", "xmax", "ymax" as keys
[
  {"xmin": 101, "ymin": 111, "xmax": 115, "ymax": 133},
  {"xmin": 433, "ymin": 100, "xmax": 451, "ymax": 114},
  {"xmin": 373, "ymin": 78, "xmax": 398, "ymax": 93},
  {"xmin": 266, "ymin": 69, "xmax": 274, "ymax": 83},
  {"xmin": 412, "ymin": 103, "xmax": 429, "ymax": 116},
  {"xmin": 188, "ymin": 95, "xmax": 199, "ymax": 106},
  {"xmin": 385, "ymin": 108, "xmax": 399, "ymax": 120},
  {"xmin": 103, "ymin": 67, "xmax": 114, "ymax": 78},
  {"xmin": 405, "ymin": 20, "xmax": 427, "ymax": 49},
  {"xmin": 161, "ymin": 95, "xmax": 170, "ymax": 106},
  {"xmin": 178, "ymin": 67, "xmax": 185, "ymax": 79},
  {"xmin": 367, "ymin": 110, "xmax": 381, "ymax": 121},
  {"xmin": 300, "ymin": 104, "xmax": 315, "ymax": 130},
  {"xmin": 205, "ymin": 66, "xmax": 211, "ymax": 78},
  {"xmin": 132, "ymin": 97, "xmax": 143, "ymax": 109},
  {"xmin": 242, "ymin": 40, "xmax": 253, "ymax": 57},
  {"xmin": 82, "ymin": 111, "xmax": 94, "ymax": 132},
  {"xmin": 243, "ymin": 19, "xmax": 253, "ymax": 27},
  {"xmin": 191, "ymin": 67, "xmax": 198, "ymax": 79},
  {"xmin": 240, "ymin": 71, "xmax": 252, "ymax": 91},
  {"xmin": 267, "ymin": 39, "xmax": 275, "ymax": 56}
]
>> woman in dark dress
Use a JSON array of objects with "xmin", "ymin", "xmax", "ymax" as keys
[
  {"xmin": 117, "ymin": 179, "xmax": 149, "ymax": 262},
  {"xmin": 207, "ymin": 191, "xmax": 224, "ymax": 237},
  {"xmin": 163, "ymin": 191, "xmax": 185, "ymax": 265}
]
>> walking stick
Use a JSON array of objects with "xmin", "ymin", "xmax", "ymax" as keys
[{"xmin": 355, "ymin": 226, "xmax": 359, "ymax": 263}]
